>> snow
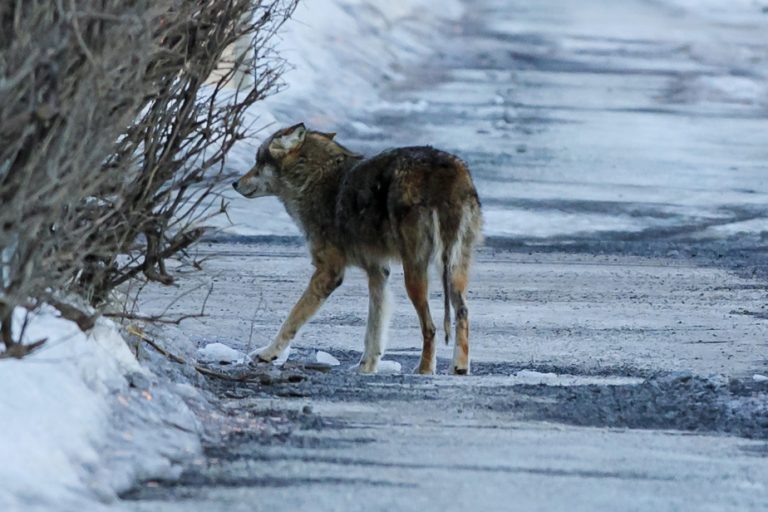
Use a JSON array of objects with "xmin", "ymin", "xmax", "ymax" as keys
[
  {"xmin": 0, "ymin": 306, "xmax": 201, "ymax": 512},
  {"xmin": 0, "ymin": 312, "xmax": 111, "ymax": 512},
  {"xmin": 316, "ymin": 350, "xmax": 341, "ymax": 366},
  {"xmin": 376, "ymin": 360, "xmax": 403, "ymax": 374},
  {"xmin": 196, "ymin": 342, "xmax": 245, "ymax": 364},
  {"xmin": 753, "ymin": 374, "xmax": 768, "ymax": 383},
  {"xmin": 262, "ymin": 0, "xmax": 463, "ymax": 123}
]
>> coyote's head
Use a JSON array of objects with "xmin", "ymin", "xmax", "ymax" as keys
[
  {"xmin": 232, "ymin": 123, "xmax": 358, "ymax": 199},
  {"xmin": 232, "ymin": 123, "xmax": 306, "ymax": 198}
]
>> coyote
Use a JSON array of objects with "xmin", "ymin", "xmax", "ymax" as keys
[{"xmin": 233, "ymin": 123, "xmax": 482, "ymax": 374}]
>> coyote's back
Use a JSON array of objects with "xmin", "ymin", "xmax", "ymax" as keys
[
  {"xmin": 336, "ymin": 146, "xmax": 482, "ymax": 263},
  {"xmin": 233, "ymin": 124, "xmax": 482, "ymax": 374}
]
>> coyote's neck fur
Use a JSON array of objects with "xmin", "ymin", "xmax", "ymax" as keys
[{"xmin": 274, "ymin": 134, "xmax": 362, "ymax": 244}]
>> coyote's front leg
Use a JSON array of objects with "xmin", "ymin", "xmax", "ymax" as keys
[{"xmin": 254, "ymin": 266, "xmax": 344, "ymax": 363}]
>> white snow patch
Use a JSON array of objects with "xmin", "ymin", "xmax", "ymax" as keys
[
  {"xmin": 377, "ymin": 360, "xmax": 403, "ymax": 374},
  {"xmin": 257, "ymin": 0, "xmax": 464, "ymax": 124},
  {"xmin": 197, "ymin": 343, "xmax": 245, "ymax": 364},
  {"xmin": 316, "ymin": 350, "xmax": 340, "ymax": 366},
  {"xmin": 753, "ymin": 374, "xmax": 768, "ymax": 383}
]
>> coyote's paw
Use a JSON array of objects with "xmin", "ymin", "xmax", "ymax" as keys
[
  {"xmin": 249, "ymin": 345, "xmax": 289, "ymax": 366},
  {"xmin": 414, "ymin": 365, "xmax": 435, "ymax": 376},
  {"xmin": 414, "ymin": 355, "xmax": 435, "ymax": 375},
  {"xmin": 451, "ymin": 364, "xmax": 470, "ymax": 376},
  {"xmin": 252, "ymin": 351, "xmax": 276, "ymax": 364}
]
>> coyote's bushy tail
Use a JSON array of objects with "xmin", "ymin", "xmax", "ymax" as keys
[{"xmin": 437, "ymin": 197, "xmax": 482, "ymax": 344}]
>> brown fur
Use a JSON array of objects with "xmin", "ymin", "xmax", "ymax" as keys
[{"xmin": 233, "ymin": 123, "xmax": 482, "ymax": 374}]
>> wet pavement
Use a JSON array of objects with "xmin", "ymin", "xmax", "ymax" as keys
[
  {"xmin": 122, "ymin": 0, "xmax": 768, "ymax": 510},
  {"xmin": 367, "ymin": 0, "xmax": 768, "ymax": 242}
]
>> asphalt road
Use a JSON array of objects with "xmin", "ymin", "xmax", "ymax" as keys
[{"xmin": 121, "ymin": 0, "xmax": 768, "ymax": 510}]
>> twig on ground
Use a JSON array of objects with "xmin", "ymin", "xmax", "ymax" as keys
[
  {"xmin": 104, "ymin": 312, "xmax": 207, "ymax": 325},
  {"xmin": 0, "ymin": 339, "xmax": 47, "ymax": 359}
]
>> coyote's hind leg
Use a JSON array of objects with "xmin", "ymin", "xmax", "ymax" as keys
[
  {"xmin": 359, "ymin": 265, "xmax": 392, "ymax": 373},
  {"xmin": 403, "ymin": 259, "xmax": 436, "ymax": 375}
]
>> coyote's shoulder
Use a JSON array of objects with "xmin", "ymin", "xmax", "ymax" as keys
[{"xmin": 233, "ymin": 124, "xmax": 482, "ymax": 375}]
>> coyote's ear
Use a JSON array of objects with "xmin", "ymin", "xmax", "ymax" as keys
[
  {"xmin": 317, "ymin": 131, "xmax": 336, "ymax": 140},
  {"xmin": 269, "ymin": 123, "xmax": 306, "ymax": 157}
]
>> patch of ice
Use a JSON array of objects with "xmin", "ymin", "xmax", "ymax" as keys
[
  {"xmin": 316, "ymin": 350, "xmax": 340, "ymax": 366},
  {"xmin": 377, "ymin": 360, "xmax": 402, "ymax": 374},
  {"xmin": 753, "ymin": 374, "xmax": 768, "ymax": 383},
  {"xmin": 196, "ymin": 343, "xmax": 245, "ymax": 364}
]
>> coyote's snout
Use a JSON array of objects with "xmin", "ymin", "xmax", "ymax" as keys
[{"xmin": 233, "ymin": 123, "xmax": 482, "ymax": 374}]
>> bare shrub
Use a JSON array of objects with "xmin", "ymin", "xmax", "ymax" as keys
[
  {"xmin": 0, "ymin": 0, "xmax": 297, "ymax": 355},
  {"xmin": 80, "ymin": 0, "xmax": 298, "ymax": 302},
  {"xmin": 0, "ymin": 0, "xmax": 158, "ymax": 354}
]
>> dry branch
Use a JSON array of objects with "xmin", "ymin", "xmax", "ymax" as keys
[{"xmin": 0, "ymin": 0, "xmax": 298, "ymax": 353}]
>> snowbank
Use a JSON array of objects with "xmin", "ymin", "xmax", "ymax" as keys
[
  {"xmin": 263, "ymin": 0, "xmax": 463, "ymax": 125},
  {"xmin": 0, "ymin": 307, "xmax": 201, "ymax": 512}
]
